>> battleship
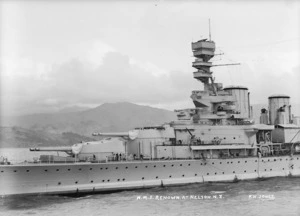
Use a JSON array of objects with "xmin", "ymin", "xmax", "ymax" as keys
[{"xmin": 1, "ymin": 35, "xmax": 300, "ymax": 196}]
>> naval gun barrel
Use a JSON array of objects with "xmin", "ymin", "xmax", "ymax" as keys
[
  {"xmin": 30, "ymin": 147, "xmax": 72, "ymax": 152},
  {"xmin": 92, "ymin": 130, "xmax": 139, "ymax": 140},
  {"xmin": 92, "ymin": 132, "xmax": 129, "ymax": 137}
]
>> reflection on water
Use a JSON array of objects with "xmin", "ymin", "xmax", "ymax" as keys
[{"xmin": 1, "ymin": 178, "xmax": 300, "ymax": 216}]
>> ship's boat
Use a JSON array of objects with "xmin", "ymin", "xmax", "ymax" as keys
[{"xmin": 1, "ymin": 37, "xmax": 300, "ymax": 196}]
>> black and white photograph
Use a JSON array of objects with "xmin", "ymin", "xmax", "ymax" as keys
[{"xmin": 0, "ymin": 0, "xmax": 300, "ymax": 215}]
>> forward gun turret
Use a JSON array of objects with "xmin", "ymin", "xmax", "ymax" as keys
[{"xmin": 29, "ymin": 137, "xmax": 127, "ymax": 163}]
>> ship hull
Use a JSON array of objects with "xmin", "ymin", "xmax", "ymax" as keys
[{"xmin": 1, "ymin": 155, "xmax": 300, "ymax": 196}]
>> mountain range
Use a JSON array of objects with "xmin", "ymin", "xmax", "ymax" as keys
[{"xmin": 0, "ymin": 102, "xmax": 177, "ymax": 147}]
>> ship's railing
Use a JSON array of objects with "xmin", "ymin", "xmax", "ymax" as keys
[
  {"xmin": 3, "ymin": 147, "xmax": 299, "ymax": 166},
  {"xmin": 4, "ymin": 154, "xmax": 300, "ymax": 166}
]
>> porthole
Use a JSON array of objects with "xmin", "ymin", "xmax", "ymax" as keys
[
  {"xmin": 233, "ymin": 137, "xmax": 236, "ymax": 139},
  {"xmin": 222, "ymin": 172, "xmax": 224, "ymax": 174},
  {"xmin": 180, "ymin": 164, "xmax": 182, "ymax": 166},
  {"xmin": 1, "ymin": 171, "xmax": 3, "ymax": 173},
  {"xmin": 227, "ymin": 162, "xmax": 229, "ymax": 164},
  {"xmin": 56, "ymin": 169, "xmax": 59, "ymax": 171},
  {"xmin": 265, "ymin": 169, "xmax": 267, "ymax": 171},
  {"xmin": 26, "ymin": 170, "xmax": 29, "ymax": 172},
  {"xmin": 169, "ymin": 175, "xmax": 172, "ymax": 178},
  {"xmin": 91, "ymin": 180, "xmax": 94, "ymax": 183},
  {"xmin": 270, "ymin": 169, "xmax": 272, "ymax": 171},
  {"xmin": 44, "ymin": 170, "xmax": 47, "ymax": 172},
  {"xmin": 78, "ymin": 168, "xmax": 81, "ymax": 171},
  {"xmin": 215, "ymin": 172, "xmax": 217, "ymax": 175},
  {"xmin": 106, "ymin": 167, "xmax": 108, "ymax": 170},
  {"xmin": 102, "ymin": 180, "xmax": 105, "ymax": 182},
  {"xmin": 280, "ymin": 159, "xmax": 282, "ymax": 161},
  {"xmin": 245, "ymin": 161, "xmax": 247, "ymax": 163},
  {"xmin": 254, "ymin": 169, "xmax": 257, "ymax": 172},
  {"xmin": 142, "ymin": 177, "xmax": 145, "ymax": 180},
  {"xmin": 163, "ymin": 165, "xmax": 166, "ymax": 167},
  {"xmin": 255, "ymin": 160, "xmax": 257, "ymax": 162},
  {"xmin": 116, "ymin": 167, "xmax": 118, "ymax": 170},
  {"xmin": 212, "ymin": 162, "xmax": 214, "ymax": 165},
  {"xmin": 75, "ymin": 181, "xmax": 78, "ymax": 184},
  {"xmin": 107, "ymin": 180, "xmax": 110, "ymax": 182},
  {"xmin": 182, "ymin": 174, "xmax": 185, "ymax": 177},
  {"xmin": 156, "ymin": 176, "xmax": 158, "ymax": 179},
  {"xmin": 122, "ymin": 178, "xmax": 125, "ymax": 181},
  {"xmin": 283, "ymin": 168, "xmax": 285, "ymax": 170},
  {"xmin": 274, "ymin": 159, "xmax": 276, "ymax": 161},
  {"xmin": 58, "ymin": 182, "xmax": 61, "ymax": 185},
  {"xmin": 268, "ymin": 159, "xmax": 270, "ymax": 162},
  {"xmin": 207, "ymin": 173, "xmax": 209, "ymax": 175},
  {"xmin": 238, "ymin": 161, "xmax": 240, "ymax": 163},
  {"xmin": 188, "ymin": 164, "xmax": 191, "ymax": 166},
  {"xmin": 195, "ymin": 174, "xmax": 197, "ymax": 176},
  {"xmin": 125, "ymin": 167, "xmax": 128, "ymax": 169},
  {"xmin": 200, "ymin": 163, "xmax": 203, "ymax": 165},
  {"xmin": 135, "ymin": 166, "xmax": 138, "ymax": 168},
  {"xmin": 231, "ymin": 162, "xmax": 233, "ymax": 164},
  {"xmin": 117, "ymin": 179, "xmax": 120, "ymax": 181},
  {"xmin": 286, "ymin": 159, "xmax": 288, "ymax": 161},
  {"xmin": 90, "ymin": 168, "xmax": 93, "ymax": 170},
  {"xmin": 220, "ymin": 162, "xmax": 222, "ymax": 164},
  {"xmin": 68, "ymin": 169, "xmax": 71, "ymax": 171},
  {"xmin": 244, "ymin": 170, "xmax": 246, "ymax": 173},
  {"xmin": 233, "ymin": 171, "xmax": 235, "ymax": 173},
  {"xmin": 145, "ymin": 166, "xmax": 148, "ymax": 168},
  {"xmin": 154, "ymin": 165, "xmax": 156, "ymax": 168},
  {"xmin": 171, "ymin": 165, "xmax": 174, "ymax": 167}
]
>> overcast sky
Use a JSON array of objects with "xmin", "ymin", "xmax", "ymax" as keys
[{"xmin": 0, "ymin": 0, "xmax": 299, "ymax": 116}]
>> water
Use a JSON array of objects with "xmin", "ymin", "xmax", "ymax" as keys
[{"xmin": 1, "ymin": 148, "xmax": 300, "ymax": 216}]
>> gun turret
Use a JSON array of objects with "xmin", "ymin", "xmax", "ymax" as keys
[{"xmin": 92, "ymin": 130, "xmax": 139, "ymax": 140}]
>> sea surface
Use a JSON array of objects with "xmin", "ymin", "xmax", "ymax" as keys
[{"xmin": 1, "ymin": 148, "xmax": 300, "ymax": 216}]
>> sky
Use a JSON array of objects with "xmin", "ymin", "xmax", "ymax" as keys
[{"xmin": 0, "ymin": 0, "xmax": 299, "ymax": 116}]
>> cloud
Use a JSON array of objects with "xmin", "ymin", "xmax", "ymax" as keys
[
  {"xmin": 0, "ymin": 48, "xmax": 200, "ymax": 116},
  {"xmin": 2, "ymin": 44, "xmax": 299, "ymax": 117},
  {"xmin": 84, "ymin": 41, "xmax": 115, "ymax": 67}
]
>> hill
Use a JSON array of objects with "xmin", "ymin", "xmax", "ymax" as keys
[
  {"xmin": 0, "ymin": 127, "xmax": 96, "ymax": 148},
  {"xmin": 1, "ymin": 102, "xmax": 177, "ymax": 136}
]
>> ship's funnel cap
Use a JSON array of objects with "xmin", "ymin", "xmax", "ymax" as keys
[
  {"xmin": 224, "ymin": 85, "xmax": 248, "ymax": 90},
  {"xmin": 268, "ymin": 94, "xmax": 290, "ymax": 99}
]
